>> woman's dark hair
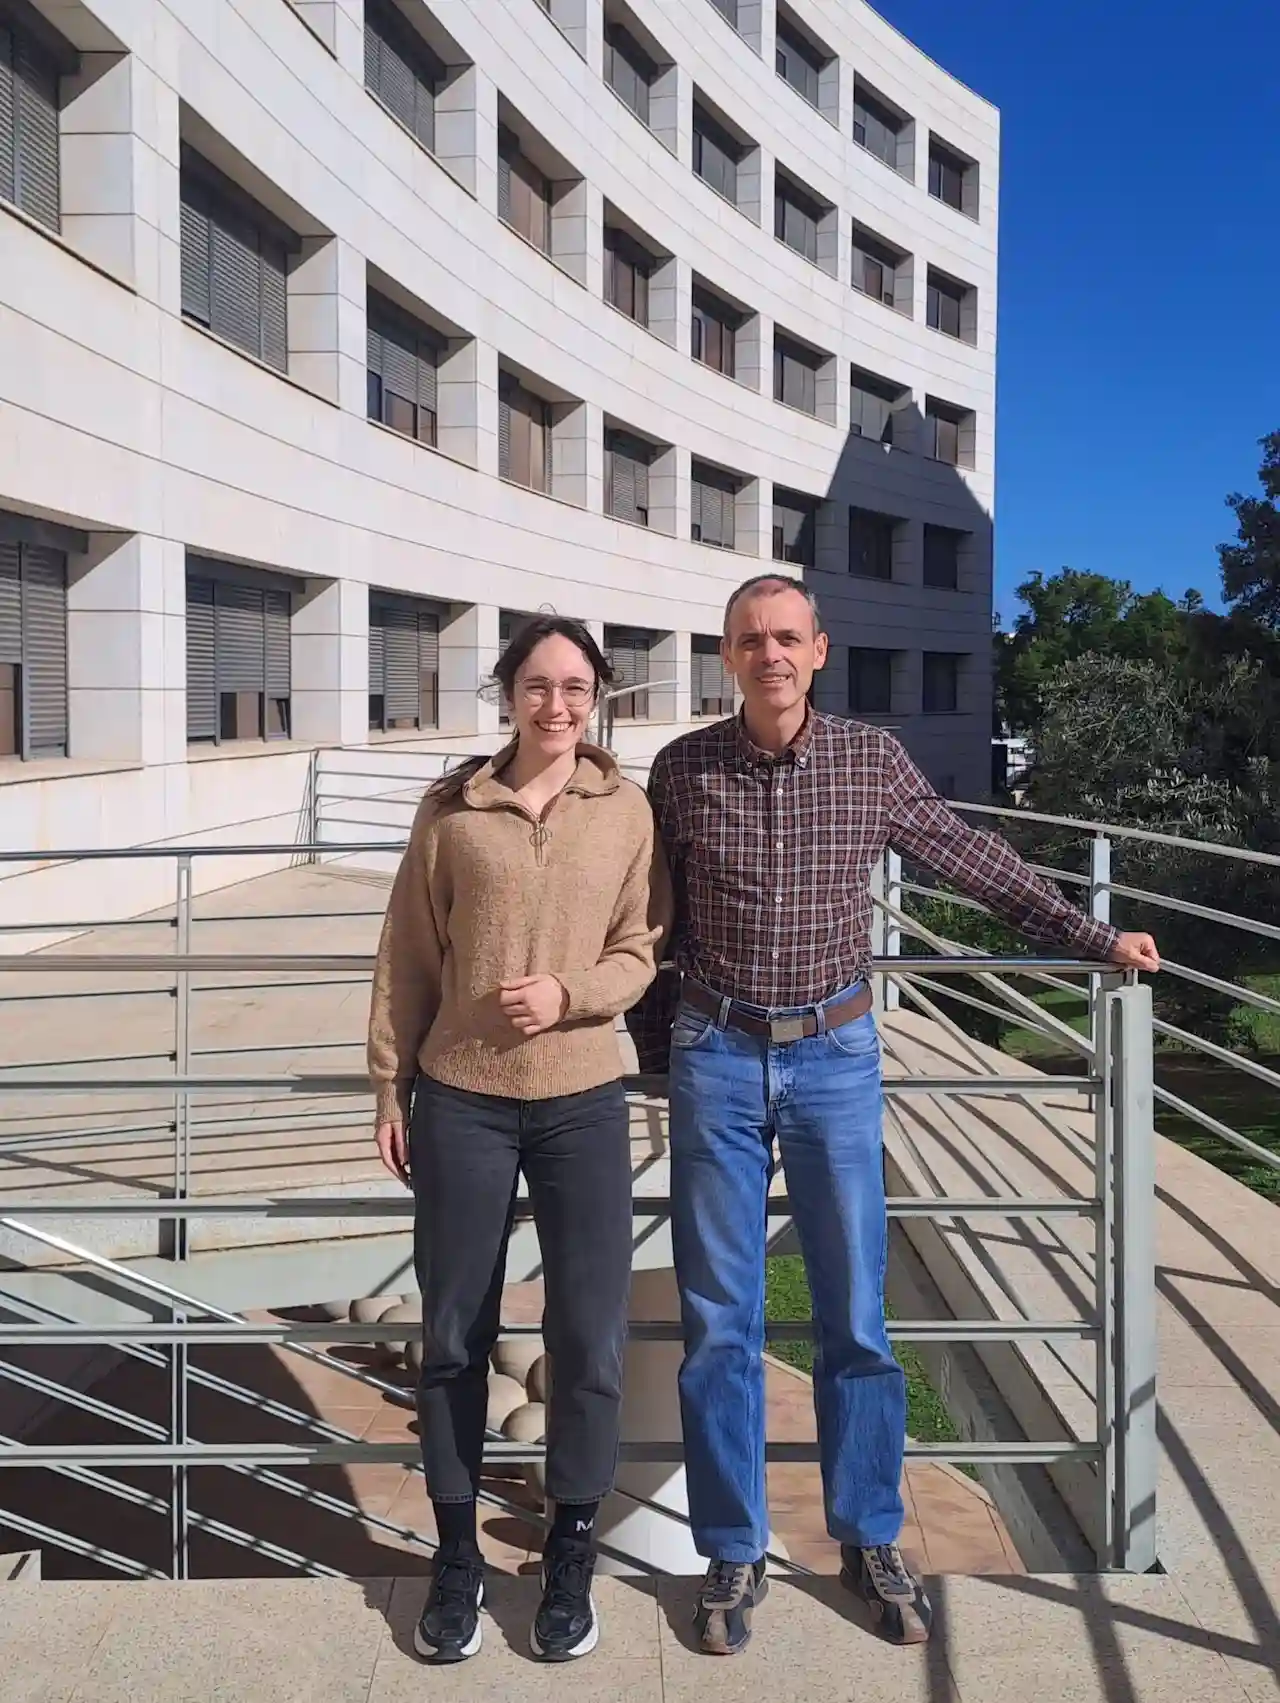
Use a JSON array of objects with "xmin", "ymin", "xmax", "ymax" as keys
[{"xmin": 428, "ymin": 614, "xmax": 614, "ymax": 803}]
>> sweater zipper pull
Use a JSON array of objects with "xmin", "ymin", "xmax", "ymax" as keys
[{"xmin": 530, "ymin": 821, "xmax": 550, "ymax": 866}]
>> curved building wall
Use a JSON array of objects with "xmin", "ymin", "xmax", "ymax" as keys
[{"xmin": 0, "ymin": 0, "xmax": 997, "ymax": 904}]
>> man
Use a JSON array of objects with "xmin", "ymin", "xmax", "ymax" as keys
[{"xmin": 627, "ymin": 574, "xmax": 1158, "ymax": 1656}]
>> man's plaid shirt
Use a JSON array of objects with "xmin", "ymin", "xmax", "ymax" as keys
[{"xmin": 626, "ymin": 710, "xmax": 1118, "ymax": 1071}]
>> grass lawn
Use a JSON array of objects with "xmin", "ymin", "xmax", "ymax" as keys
[{"xmin": 764, "ymin": 1254, "xmax": 973, "ymax": 1473}]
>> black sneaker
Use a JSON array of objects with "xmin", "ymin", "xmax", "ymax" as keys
[
  {"xmin": 530, "ymin": 1537, "xmax": 598, "ymax": 1661},
  {"xmin": 413, "ymin": 1547, "xmax": 485, "ymax": 1663},
  {"xmin": 840, "ymin": 1543, "xmax": 932, "ymax": 1645},
  {"xmin": 695, "ymin": 1558, "xmax": 768, "ymax": 1656}
]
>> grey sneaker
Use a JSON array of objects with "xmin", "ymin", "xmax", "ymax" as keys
[
  {"xmin": 840, "ymin": 1543, "xmax": 932, "ymax": 1645},
  {"xmin": 695, "ymin": 1558, "xmax": 768, "ymax": 1655}
]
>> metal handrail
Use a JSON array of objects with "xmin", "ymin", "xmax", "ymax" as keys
[{"xmin": 950, "ymin": 799, "xmax": 1280, "ymax": 870}]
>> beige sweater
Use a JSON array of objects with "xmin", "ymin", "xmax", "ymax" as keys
[{"xmin": 367, "ymin": 744, "xmax": 671, "ymax": 1122}]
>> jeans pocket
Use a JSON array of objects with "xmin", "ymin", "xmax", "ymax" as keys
[
  {"xmin": 825, "ymin": 1010, "xmax": 880, "ymax": 1057},
  {"xmin": 671, "ymin": 1008, "xmax": 718, "ymax": 1052}
]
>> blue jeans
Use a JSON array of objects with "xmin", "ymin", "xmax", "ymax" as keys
[{"xmin": 668, "ymin": 985, "xmax": 906, "ymax": 1561}]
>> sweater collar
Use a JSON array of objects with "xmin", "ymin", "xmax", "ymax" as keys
[{"xmin": 462, "ymin": 741, "xmax": 621, "ymax": 810}]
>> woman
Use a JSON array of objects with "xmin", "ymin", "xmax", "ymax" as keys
[{"xmin": 367, "ymin": 614, "xmax": 670, "ymax": 1666}]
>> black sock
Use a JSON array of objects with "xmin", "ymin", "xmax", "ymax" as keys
[
  {"xmin": 550, "ymin": 1499, "xmax": 600, "ymax": 1549},
  {"xmin": 432, "ymin": 1498, "xmax": 479, "ymax": 1557}
]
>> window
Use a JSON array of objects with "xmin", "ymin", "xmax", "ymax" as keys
[
  {"xmin": 774, "ymin": 177, "xmax": 822, "ymax": 265},
  {"xmin": 850, "ymin": 368, "xmax": 906, "ymax": 446},
  {"xmin": 923, "ymin": 525, "xmax": 964, "ymax": 590},
  {"xmin": 850, "ymin": 509, "xmax": 897, "ymax": 581},
  {"xmin": 498, "ymin": 127, "xmax": 550, "ymax": 253},
  {"xmin": 775, "ymin": 18, "xmax": 821, "ymax": 108},
  {"xmin": 0, "ymin": 532, "xmax": 68, "ymax": 759},
  {"xmin": 498, "ymin": 374, "xmax": 552, "ymax": 493},
  {"xmin": 926, "ymin": 398, "xmax": 975, "ymax": 468},
  {"xmin": 691, "ymin": 462, "xmax": 738, "ymax": 550},
  {"xmin": 604, "ymin": 23, "xmax": 655, "ymax": 126},
  {"xmin": 929, "ymin": 140, "xmax": 971, "ymax": 212},
  {"xmin": 852, "ymin": 226, "xmax": 905, "ymax": 311},
  {"xmin": 693, "ymin": 106, "xmax": 740, "ymax": 204},
  {"xmin": 605, "ymin": 430, "xmax": 652, "ymax": 527},
  {"xmin": 849, "ymin": 649, "xmax": 893, "ymax": 714},
  {"xmin": 186, "ymin": 559, "xmax": 292, "ymax": 744},
  {"xmin": 0, "ymin": 15, "xmax": 65, "ymax": 231},
  {"xmin": 692, "ymin": 288, "xmax": 737, "ymax": 378},
  {"xmin": 708, "ymin": 0, "xmax": 738, "ymax": 23},
  {"xmin": 692, "ymin": 636, "xmax": 734, "ymax": 717},
  {"xmin": 369, "ymin": 598, "xmax": 440, "ymax": 731},
  {"xmin": 605, "ymin": 625, "xmax": 650, "ymax": 720},
  {"xmin": 604, "ymin": 228, "xmax": 652, "ymax": 326},
  {"xmin": 364, "ymin": 0, "xmax": 443, "ymax": 153},
  {"xmin": 927, "ymin": 269, "xmax": 967, "ymax": 340},
  {"xmin": 772, "ymin": 489, "xmax": 817, "ymax": 567},
  {"xmin": 923, "ymin": 652, "xmax": 960, "ymax": 714},
  {"xmin": 180, "ymin": 153, "xmax": 292, "ymax": 372},
  {"xmin": 366, "ymin": 294, "xmax": 440, "ymax": 445},
  {"xmin": 853, "ymin": 82, "xmax": 902, "ymax": 171},
  {"xmin": 773, "ymin": 334, "xmax": 819, "ymax": 416}
]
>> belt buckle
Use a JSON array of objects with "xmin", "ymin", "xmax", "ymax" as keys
[{"xmin": 768, "ymin": 1014, "xmax": 807, "ymax": 1045}]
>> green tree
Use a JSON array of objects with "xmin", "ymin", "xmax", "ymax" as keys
[
  {"xmin": 1220, "ymin": 431, "xmax": 1280, "ymax": 628},
  {"xmin": 996, "ymin": 569, "xmax": 1193, "ymax": 736}
]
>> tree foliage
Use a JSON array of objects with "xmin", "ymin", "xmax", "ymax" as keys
[{"xmin": 1220, "ymin": 430, "xmax": 1280, "ymax": 628}]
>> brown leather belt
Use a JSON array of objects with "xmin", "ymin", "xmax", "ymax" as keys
[{"xmin": 682, "ymin": 979, "xmax": 873, "ymax": 1045}]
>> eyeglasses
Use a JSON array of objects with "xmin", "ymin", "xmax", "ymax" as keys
[{"xmin": 516, "ymin": 678, "xmax": 596, "ymax": 708}]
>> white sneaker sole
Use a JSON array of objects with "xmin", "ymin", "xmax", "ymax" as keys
[
  {"xmin": 413, "ymin": 1580, "xmax": 484, "ymax": 1663},
  {"xmin": 530, "ymin": 1594, "xmax": 599, "ymax": 1662}
]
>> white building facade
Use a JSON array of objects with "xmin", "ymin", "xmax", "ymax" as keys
[{"xmin": 0, "ymin": 0, "xmax": 998, "ymax": 906}]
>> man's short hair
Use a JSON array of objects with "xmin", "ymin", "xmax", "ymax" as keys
[{"xmin": 723, "ymin": 573, "xmax": 823, "ymax": 638}]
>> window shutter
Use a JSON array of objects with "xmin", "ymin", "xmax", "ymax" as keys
[
  {"xmin": 1, "ymin": 28, "xmax": 17, "ymax": 207},
  {"xmin": 690, "ymin": 475, "xmax": 703, "ymax": 541},
  {"xmin": 259, "ymin": 243, "xmax": 288, "ymax": 372},
  {"xmin": 215, "ymin": 582, "xmax": 265, "ymax": 694},
  {"xmin": 381, "ymin": 325, "xmax": 418, "ymax": 408},
  {"xmin": 180, "ymin": 194, "xmax": 212, "ymax": 323},
  {"xmin": 264, "ymin": 589, "xmax": 291, "ymax": 697},
  {"xmin": 607, "ymin": 444, "xmax": 635, "ymax": 522},
  {"xmin": 417, "ymin": 339, "xmax": 438, "ymax": 415},
  {"xmin": 381, "ymin": 605, "xmax": 419, "ymax": 725},
  {"xmin": 366, "ymin": 320, "xmax": 383, "ymax": 379},
  {"xmin": 0, "ymin": 540, "xmax": 20, "ymax": 665},
  {"xmin": 418, "ymin": 611, "xmax": 439, "ymax": 676},
  {"xmin": 379, "ymin": 35, "xmax": 416, "ymax": 133},
  {"xmin": 720, "ymin": 481, "xmax": 736, "ymax": 549},
  {"xmin": 22, "ymin": 546, "xmax": 67, "ymax": 756},
  {"xmin": 363, "ymin": 18, "xmax": 380, "ymax": 90},
  {"xmin": 14, "ymin": 33, "xmax": 59, "ymax": 231},
  {"xmin": 498, "ymin": 394, "xmax": 512, "ymax": 479},
  {"xmin": 185, "ymin": 577, "xmax": 217, "ymax": 741},
  {"xmin": 497, "ymin": 148, "xmax": 512, "ymax": 224},
  {"xmin": 415, "ymin": 71, "xmax": 435, "ymax": 153},
  {"xmin": 368, "ymin": 606, "xmax": 386, "ymax": 700},
  {"xmin": 634, "ymin": 448, "xmax": 649, "ymax": 517},
  {"xmin": 210, "ymin": 217, "xmax": 262, "ymax": 360}
]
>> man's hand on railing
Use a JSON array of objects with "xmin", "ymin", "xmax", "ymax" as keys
[
  {"xmin": 375, "ymin": 1120, "xmax": 410, "ymax": 1187},
  {"xmin": 1108, "ymin": 932, "xmax": 1161, "ymax": 974}
]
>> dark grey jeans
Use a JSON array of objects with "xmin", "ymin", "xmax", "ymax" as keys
[{"xmin": 408, "ymin": 1075, "xmax": 633, "ymax": 1505}]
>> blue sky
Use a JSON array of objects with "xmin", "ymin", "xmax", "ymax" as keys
[{"xmin": 875, "ymin": 0, "xmax": 1280, "ymax": 620}]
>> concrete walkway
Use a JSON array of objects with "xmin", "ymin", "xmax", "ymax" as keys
[{"xmin": 0, "ymin": 1570, "xmax": 1268, "ymax": 1703}]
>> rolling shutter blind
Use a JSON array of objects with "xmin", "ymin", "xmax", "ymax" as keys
[
  {"xmin": 498, "ymin": 392, "xmax": 513, "ymax": 479},
  {"xmin": 185, "ymin": 577, "xmax": 217, "ymax": 740},
  {"xmin": 606, "ymin": 434, "xmax": 649, "ymax": 526},
  {"xmin": 606, "ymin": 626, "xmax": 650, "ymax": 718},
  {"xmin": 264, "ymin": 591, "xmax": 291, "ymax": 696},
  {"xmin": 381, "ymin": 604, "xmax": 420, "ymax": 725},
  {"xmin": 691, "ymin": 643, "xmax": 732, "ymax": 715},
  {"xmin": 692, "ymin": 468, "xmax": 735, "ymax": 549},
  {"xmin": 366, "ymin": 1, "xmax": 437, "ymax": 151},
  {"xmin": 22, "ymin": 546, "xmax": 67, "ymax": 756},
  {"xmin": 13, "ymin": 32, "xmax": 58, "ymax": 230},
  {"xmin": 0, "ymin": 27, "xmax": 13, "ymax": 209},
  {"xmin": 0, "ymin": 541, "xmax": 19, "ymax": 665},
  {"xmin": 497, "ymin": 148, "xmax": 512, "ymax": 223},
  {"xmin": 216, "ymin": 583, "xmax": 264, "ymax": 693},
  {"xmin": 180, "ymin": 167, "xmax": 292, "ymax": 372},
  {"xmin": 418, "ymin": 610, "xmax": 439, "ymax": 676}
]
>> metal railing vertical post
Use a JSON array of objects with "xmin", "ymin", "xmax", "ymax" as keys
[
  {"xmin": 1109, "ymin": 979, "xmax": 1158, "ymax": 1571},
  {"xmin": 171, "ymin": 853, "xmax": 194, "ymax": 1578},
  {"xmin": 1094, "ymin": 972, "xmax": 1119, "ymax": 1568},
  {"xmin": 1089, "ymin": 836, "xmax": 1113, "ymax": 1061}
]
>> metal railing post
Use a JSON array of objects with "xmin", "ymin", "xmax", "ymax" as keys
[
  {"xmin": 1089, "ymin": 836, "xmax": 1113, "ymax": 1064},
  {"xmin": 171, "ymin": 854, "xmax": 193, "ymax": 1579},
  {"xmin": 1094, "ymin": 972, "xmax": 1118, "ymax": 1569},
  {"xmin": 1109, "ymin": 979, "xmax": 1158, "ymax": 1572}
]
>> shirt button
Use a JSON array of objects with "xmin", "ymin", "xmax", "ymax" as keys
[
  {"xmin": 772, "ymin": 951, "xmax": 780, "ymax": 960},
  {"xmin": 776, "ymin": 840, "xmax": 783, "ymax": 850},
  {"xmin": 775, "ymin": 893, "xmax": 782, "ymax": 904}
]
